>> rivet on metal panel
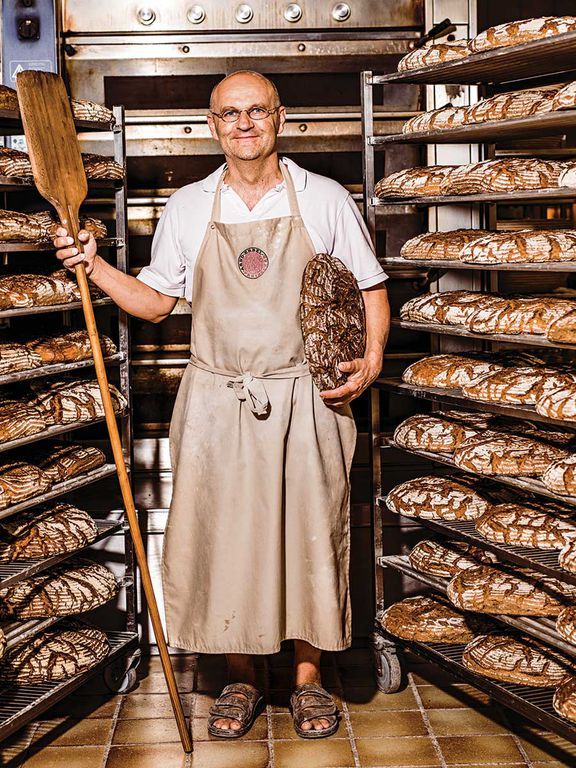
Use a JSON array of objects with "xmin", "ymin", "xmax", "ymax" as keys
[
  {"xmin": 298, "ymin": 123, "xmax": 307, "ymax": 132},
  {"xmin": 182, "ymin": 45, "xmax": 190, "ymax": 53},
  {"xmin": 297, "ymin": 43, "xmax": 306, "ymax": 52},
  {"xmin": 184, "ymin": 126, "xmax": 192, "ymax": 134}
]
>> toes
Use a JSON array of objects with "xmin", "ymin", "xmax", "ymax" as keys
[
  {"xmin": 311, "ymin": 718, "xmax": 331, "ymax": 730},
  {"xmin": 229, "ymin": 720, "xmax": 241, "ymax": 731},
  {"xmin": 300, "ymin": 721, "xmax": 312, "ymax": 730}
]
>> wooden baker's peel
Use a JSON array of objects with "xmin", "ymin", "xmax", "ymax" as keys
[{"xmin": 15, "ymin": 70, "xmax": 192, "ymax": 753}]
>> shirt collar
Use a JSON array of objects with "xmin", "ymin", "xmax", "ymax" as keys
[{"xmin": 201, "ymin": 156, "xmax": 306, "ymax": 193}]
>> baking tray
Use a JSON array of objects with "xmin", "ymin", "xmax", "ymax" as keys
[
  {"xmin": 372, "ymin": 187, "xmax": 576, "ymax": 207},
  {"xmin": 0, "ymin": 297, "xmax": 113, "ymax": 320},
  {"xmin": 0, "ymin": 353, "xmax": 124, "ymax": 387}
]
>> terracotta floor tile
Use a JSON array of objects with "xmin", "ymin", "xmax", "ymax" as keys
[
  {"xmin": 270, "ymin": 713, "xmax": 349, "ymax": 741},
  {"xmin": 349, "ymin": 711, "xmax": 428, "ymax": 738},
  {"xmin": 142, "ymin": 654, "xmax": 197, "ymax": 674},
  {"xmin": 31, "ymin": 718, "xmax": 111, "ymax": 747},
  {"xmin": 112, "ymin": 717, "xmax": 184, "ymax": 744},
  {"xmin": 426, "ymin": 708, "xmax": 509, "ymax": 736},
  {"xmin": 186, "ymin": 741, "xmax": 270, "ymax": 768},
  {"xmin": 438, "ymin": 735, "xmax": 525, "ymax": 764},
  {"xmin": 343, "ymin": 687, "xmax": 418, "ymax": 712},
  {"xmin": 0, "ymin": 725, "xmax": 35, "ymax": 767},
  {"xmin": 118, "ymin": 693, "xmax": 191, "ymax": 719},
  {"xmin": 274, "ymin": 738, "xmax": 355, "ymax": 768},
  {"xmin": 136, "ymin": 670, "xmax": 195, "ymax": 694},
  {"xmin": 25, "ymin": 746, "xmax": 106, "ymax": 768},
  {"xmin": 446, "ymin": 765, "xmax": 524, "ymax": 768},
  {"xmin": 409, "ymin": 666, "xmax": 460, "ymax": 687},
  {"xmin": 105, "ymin": 743, "xmax": 188, "ymax": 768},
  {"xmin": 42, "ymin": 694, "xmax": 119, "ymax": 719},
  {"xmin": 355, "ymin": 736, "xmax": 441, "ymax": 767},
  {"xmin": 517, "ymin": 732, "xmax": 576, "ymax": 764},
  {"xmin": 192, "ymin": 715, "xmax": 268, "ymax": 741},
  {"xmin": 416, "ymin": 685, "xmax": 491, "ymax": 709},
  {"xmin": 532, "ymin": 762, "xmax": 576, "ymax": 768},
  {"xmin": 192, "ymin": 691, "xmax": 219, "ymax": 717}
]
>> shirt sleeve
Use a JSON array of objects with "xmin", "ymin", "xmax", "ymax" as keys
[
  {"xmin": 136, "ymin": 195, "xmax": 186, "ymax": 298},
  {"xmin": 333, "ymin": 195, "xmax": 388, "ymax": 289}
]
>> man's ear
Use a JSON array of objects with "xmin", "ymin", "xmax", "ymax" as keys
[
  {"xmin": 276, "ymin": 106, "xmax": 287, "ymax": 136},
  {"xmin": 207, "ymin": 113, "xmax": 219, "ymax": 141}
]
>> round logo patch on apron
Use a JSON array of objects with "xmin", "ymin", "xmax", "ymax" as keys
[{"xmin": 238, "ymin": 247, "xmax": 269, "ymax": 279}]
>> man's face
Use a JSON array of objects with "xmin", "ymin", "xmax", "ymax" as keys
[{"xmin": 207, "ymin": 74, "xmax": 286, "ymax": 162}]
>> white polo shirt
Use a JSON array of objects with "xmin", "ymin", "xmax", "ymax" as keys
[{"xmin": 137, "ymin": 156, "xmax": 387, "ymax": 301}]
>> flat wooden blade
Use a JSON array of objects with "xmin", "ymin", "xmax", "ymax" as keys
[{"xmin": 15, "ymin": 70, "xmax": 87, "ymax": 233}]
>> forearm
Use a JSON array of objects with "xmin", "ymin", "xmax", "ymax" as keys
[
  {"xmin": 90, "ymin": 255, "xmax": 176, "ymax": 322},
  {"xmin": 362, "ymin": 283, "xmax": 390, "ymax": 365}
]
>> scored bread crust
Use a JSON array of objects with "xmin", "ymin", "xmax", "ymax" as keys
[
  {"xmin": 378, "ymin": 594, "xmax": 486, "ymax": 643},
  {"xmin": 542, "ymin": 455, "xmax": 576, "ymax": 497},
  {"xmin": 556, "ymin": 606, "xmax": 576, "ymax": 644},
  {"xmin": 400, "ymin": 229, "xmax": 490, "ymax": 261},
  {"xmin": 442, "ymin": 158, "xmax": 568, "ymax": 196},
  {"xmin": 408, "ymin": 539, "xmax": 496, "ymax": 578},
  {"xmin": 553, "ymin": 676, "xmax": 576, "ymax": 722},
  {"xmin": 375, "ymin": 165, "xmax": 457, "ymax": 199},
  {"xmin": 470, "ymin": 16, "xmax": 576, "ymax": 53},
  {"xmin": 385, "ymin": 475, "xmax": 491, "ymax": 521},
  {"xmin": 402, "ymin": 354, "xmax": 503, "ymax": 389},
  {"xmin": 402, "ymin": 105, "xmax": 468, "ymax": 134},
  {"xmin": 453, "ymin": 433, "xmax": 568, "ymax": 477},
  {"xmin": 393, "ymin": 414, "xmax": 479, "ymax": 454},
  {"xmin": 461, "ymin": 230, "xmax": 576, "ymax": 264},
  {"xmin": 475, "ymin": 503, "xmax": 576, "ymax": 549},
  {"xmin": 398, "ymin": 40, "xmax": 471, "ymax": 72}
]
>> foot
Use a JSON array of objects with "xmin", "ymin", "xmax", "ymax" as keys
[
  {"xmin": 293, "ymin": 640, "xmax": 335, "ymax": 734},
  {"xmin": 296, "ymin": 675, "xmax": 333, "ymax": 733},
  {"xmin": 290, "ymin": 683, "xmax": 339, "ymax": 739},
  {"xmin": 208, "ymin": 682, "xmax": 263, "ymax": 738}
]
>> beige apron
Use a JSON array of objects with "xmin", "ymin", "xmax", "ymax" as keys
[{"xmin": 164, "ymin": 164, "xmax": 357, "ymax": 654}]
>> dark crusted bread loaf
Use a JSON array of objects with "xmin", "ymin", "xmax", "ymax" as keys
[
  {"xmin": 553, "ymin": 81, "xmax": 576, "ymax": 111},
  {"xmin": 461, "ymin": 230, "xmax": 576, "ymax": 264},
  {"xmin": 453, "ymin": 433, "xmax": 568, "ymax": 477},
  {"xmin": 379, "ymin": 594, "xmax": 486, "ymax": 644},
  {"xmin": 402, "ymin": 354, "xmax": 503, "ymax": 389},
  {"xmin": 443, "ymin": 158, "xmax": 568, "ymax": 196},
  {"xmin": 559, "ymin": 541, "xmax": 576, "ymax": 574},
  {"xmin": 385, "ymin": 475, "xmax": 491, "ymax": 521},
  {"xmin": 402, "ymin": 105, "xmax": 468, "ymax": 134},
  {"xmin": 398, "ymin": 39, "xmax": 471, "ymax": 71},
  {"xmin": 30, "ymin": 443, "xmax": 106, "ymax": 484},
  {"xmin": 33, "ymin": 379, "xmax": 127, "ymax": 425},
  {"xmin": 553, "ymin": 676, "xmax": 576, "ymax": 722},
  {"xmin": 408, "ymin": 539, "xmax": 496, "ymax": 578},
  {"xmin": 0, "ymin": 209, "xmax": 44, "ymax": 243},
  {"xmin": 542, "ymin": 456, "xmax": 576, "ymax": 497},
  {"xmin": 0, "ymin": 341, "xmax": 42, "ymax": 375},
  {"xmin": 475, "ymin": 503, "xmax": 576, "ymax": 549},
  {"xmin": 27, "ymin": 331, "xmax": 116, "ymax": 364},
  {"xmin": 462, "ymin": 367, "xmax": 571, "ymax": 405},
  {"xmin": 546, "ymin": 310, "xmax": 576, "ymax": 343},
  {"xmin": 375, "ymin": 165, "xmax": 457, "ymax": 199},
  {"xmin": 400, "ymin": 229, "xmax": 490, "ymax": 261},
  {"xmin": 393, "ymin": 414, "xmax": 479, "ymax": 454},
  {"xmin": 0, "ymin": 399, "xmax": 47, "ymax": 443},
  {"xmin": 300, "ymin": 253, "xmax": 365, "ymax": 392},
  {"xmin": 71, "ymin": 99, "xmax": 115, "ymax": 126},
  {"xmin": 0, "ymin": 461, "xmax": 53, "ymax": 511},
  {"xmin": 470, "ymin": 16, "xmax": 576, "ymax": 53},
  {"xmin": 464, "ymin": 86, "xmax": 558, "ymax": 124},
  {"xmin": 556, "ymin": 606, "xmax": 576, "ymax": 644}
]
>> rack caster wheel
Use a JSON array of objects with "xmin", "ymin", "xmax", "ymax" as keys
[
  {"xmin": 104, "ymin": 648, "xmax": 141, "ymax": 694},
  {"xmin": 371, "ymin": 632, "xmax": 403, "ymax": 693}
]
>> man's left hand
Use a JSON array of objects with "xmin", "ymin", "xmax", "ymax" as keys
[{"xmin": 319, "ymin": 353, "xmax": 382, "ymax": 407}]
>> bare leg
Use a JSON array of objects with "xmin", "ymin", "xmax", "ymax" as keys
[
  {"xmin": 212, "ymin": 654, "xmax": 257, "ymax": 731},
  {"xmin": 293, "ymin": 640, "xmax": 331, "ymax": 732}
]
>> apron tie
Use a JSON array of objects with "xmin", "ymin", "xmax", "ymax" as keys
[{"xmin": 227, "ymin": 374, "xmax": 269, "ymax": 416}]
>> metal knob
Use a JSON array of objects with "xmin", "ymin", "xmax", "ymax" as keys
[
  {"xmin": 137, "ymin": 7, "xmax": 156, "ymax": 25},
  {"xmin": 187, "ymin": 5, "xmax": 205, "ymax": 24},
  {"xmin": 235, "ymin": 4, "xmax": 253, "ymax": 23},
  {"xmin": 284, "ymin": 3, "xmax": 302, "ymax": 22},
  {"xmin": 332, "ymin": 2, "xmax": 351, "ymax": 22}
]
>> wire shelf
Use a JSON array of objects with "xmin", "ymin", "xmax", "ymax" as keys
[
  {"xmin": 0, "ymin": 176, "xmax": 123, "ymax": 191},
  {"xmin": 0, "ymin": 109, "xmax": 115, "ymax": 135},
  {"xmin": 372, "ymin": 187, "xmax": 576, "ymax": 207},
  {"xmin": 0, "ymin": 353, "xmax": 124, "ymax": 387},
  {"xmin": 380, "ymin": 256, "xmax": 576, "ymax": 272},
  {"xmin": 0, "ymin": 297, "xmax": 113, "ymax": 320},
  {"xmin": 0, "ymin": 238, "xmax": 122, "ymax": 253}
]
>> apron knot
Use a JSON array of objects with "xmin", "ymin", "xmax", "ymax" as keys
[{"xmin": 227, "ymin": 373, "xmax": 269, "ymax": 416}]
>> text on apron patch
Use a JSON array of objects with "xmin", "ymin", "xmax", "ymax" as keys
[{"xmin": 238, "ymin": 247, "xmax": 269, "ymax": 279}]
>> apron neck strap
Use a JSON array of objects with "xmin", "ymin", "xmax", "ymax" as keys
[{"xmin": 210, "ymin": 160, "xmax": 301, "ymax": 222}]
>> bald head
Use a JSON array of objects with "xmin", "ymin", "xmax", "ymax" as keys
[{"xmin": 209, "ymin": 71, "xmax": 280, "ymax": 112}]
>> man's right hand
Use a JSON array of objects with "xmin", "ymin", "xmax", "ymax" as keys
[{"xmin": 53, "ymin": 227, "xmax": 98, "ymax": 276}]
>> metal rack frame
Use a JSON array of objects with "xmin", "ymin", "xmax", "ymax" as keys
[
  {"xmin": 362, "ymin": 21, "xmax": 576, "ymax": 741},
  {"xmin": 0, "ymin": 106, "xmax": 138, "ymax": 741}
]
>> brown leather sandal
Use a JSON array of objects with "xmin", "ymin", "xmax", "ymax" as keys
[
  {"xmin": 289, "ymin": 682, "xmax": 339, "ymax": 739},
  {"xmin": 207, "ymin": 682, "xmax": 263, "ymax": 739}
]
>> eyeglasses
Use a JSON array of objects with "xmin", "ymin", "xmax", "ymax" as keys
[{"xmin": 210, "ymin": 105, "xmax": 280, "ymax": 123}]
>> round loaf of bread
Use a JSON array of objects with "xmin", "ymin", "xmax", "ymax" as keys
[
  {"xmin": 0, "ymin": 342, "xmax": 42, "ymax": 375},
  {"xmin": 402, "ymin": 354, "xmax": 503, "ymax": 390},
  {"xmin": 542, "ymin": 455, "xmax": 576, "ymax": 496},
  {"xmin": 453, "ymin": 434, "xmax": 568, "ymax": 477},
  {"xmin": 402, "ymin": 105, "xmax": 468, "ymax": 134},
  {"xmin": 553, "ymin": 676, "xmax": 576, "ymax": 722},
  {"xmin": 462, "ymin": 632, "xmax": 572, "ymax": 686},
  {"xmin": 546, "ymin": 310, "xmax": 576, "ymax": 344},
  {"xmin": 559, "ymin": 541, "xmax": 576, "ymax": 574},
  {"xmin": 447, "ymin": 564, "xmax": 576, "ymax": 615},
  {"xmin": 82, "ymin": 153, "xmax": 123, "ymax": 181},
  {"xmin": 464, "ymin": 87, "xmax": 558, "ymax": 124},
  {"xmin": 475, "ymin": 503, "xmax": 576, "ymax": 549},
  {"xmin": 0, "ymin": 84, "xmax": 19, "ymax": 112},
  {"xmin": 34, "ymin": 379, "xmax": 127, "ymax": 425},
  {"xmin": 461, "ymin": 230, "xmax": 576, "ymax": 264},
  {"xmin": 0, "ymin": 400, "xmax": 47, "ymax": 443},
  {"xmin": 536, "ymin": 381, "xmax": 576, "ymax": 421},
  {"xmin": 32, "ymin": 443, "xmax": 106, "ymax": 484},
  {"xmin": 553, "ymin": 81, "xmax": 576, "ymax": 111},
  {"xmin": 394, "ymin": 414, "xmax": 479, "ymax": 455},
  {"xmin": 409, "ymin": 539, "xmax": 496, "ymax": 578},
  {"xmin": 71, "ymin": 98, "xmax": 114, "ymax": 126},
  {"xmin": 27, "ymin": 331, "xmax": 116, "ymax": 364},
  {"xmin": 0, "ymin": 503, "xmax": 98, "ymax": 562},
  {"xmin": 0, "ymin": 559, "xmax": 118, "ymax": 619},
  {"xmin": 463, "ymin": 368, "xmax": 571, "ymax": 406},
  {"xmin": 0, "ymin": 620, "xmax": 109, "ymax": 684},
  {"xmin": 398, "ymin": 40, "xmax": 471, "ymax": 72},
  {"xmin": 375, "ymin": 165, "xmax": 457, "ymax": 199},
  {"xmin": 0, "ymin": 209, "xmax": 44, "ymax": 243},
  {"xmin": 379, "ymin": 594, "xmax": 485, "ymax": 643},
  {"xmin": 556, "ymin": 606, "xmax": 576, "ymax": 643},
  {"xmin": 443, "ymin": 159, "xmax": 567, "ymax": 196},
  {"xmin": 470, "ymin": 16, "xmax": 576, "ymax": 53},
  {"xmin": 400, "ymin": 230, "xmax": 490, "ymax": 261},
  {"xmin": 386, "ymin": 475, "xmax": 490, "ymax": 521},
  {"xmin": 0, "ymin": 461, "xmax": 53, "ymax": 511},
  {"xmin": 471, "ymin": 298, "xmax": 575, "ymax": 336}
]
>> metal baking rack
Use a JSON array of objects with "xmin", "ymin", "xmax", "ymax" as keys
[
  {"xmin": 362, "ymin": 26, "xmax": 576, "ymax": 741},
  {"xmin": 0, "ymin": 106, "xmax": 138, "ymax": 743},
  {"xmin": 376, "ymin": 378, "xmax": 576, "ymax": 432}
]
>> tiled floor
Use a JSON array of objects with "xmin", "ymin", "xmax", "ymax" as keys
[{"xmin": 1, "ymin": 648, "xmax": 575, "ymax": 768}]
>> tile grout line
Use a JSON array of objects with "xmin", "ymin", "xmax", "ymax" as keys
[
  {"xmin": 497, "ymin": 704, "xmax": 535, "ymax": 768},
  {"xmin": 99, "ymin": 694, "xmax": 124, "ymax": 768},
  {"xmin": 184, "ymin": 690, "xmax": 194, "ymax": 768},
  {"xmin": 408, "ymin": 674, "xmax": 449, "ymax": 768},
  {"xmin": 264, "ymin": 655, "xmax": 275, "ymax": 768},
  {"xmin": 332, "ymin": 654, "xmax": 361, "ymax": 768}
]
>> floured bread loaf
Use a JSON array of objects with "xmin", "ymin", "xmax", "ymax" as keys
[
  {"xmin": 0, "ymin": 461, "xmax": 53, "ymax": 511},
  {"xmin": 398, "ymin": 39, "xmax": 471, "ymax": 72},
  {"xmin": 462, "ymin": 367, "xmax": 569, "ymax": 405},
  {"xmin": 379, "ymin": 594, "xmax": 485, "ymax": 643},
  {"xmin": 475, "ymin": 503, "xmax": 576, "ymax": 549},
  {"xmin": 386, "ymin": 475, "xmax": 491, "ymax": 521},
  {"xmin": 0, "ymin": 341, "xmax": 42, "ymax": 375},
  {"xmin": 0, "ymin": 147, "xmax": 33, "ymax": 178},
  {"xmin": 0, "ymin": 559, "xmax": 118, "ymax": 619},
  {"xmin": 71, "ymin": 99, "xmax": 115, "ymax": 126},
  {"xmin": 393, "ymin": 414, "xmax": 478, "ymax": 454},
  {"xmin": 0, "ymin": 503, "xmax": 98, "ymax": 562},
  {"xmin": 0, "ymin": 84, "xmax": 19, "ymax": 112},
  {"xmin": 462, "ymin": 632, "xmax": 572, "ymax": 686},
  {"xmin": 453, "ymin": 433, "xmax": 568, "ymax": 477},
  {"xmin": 470, "ymin": 16, "xmax": 576, "ymax": 53},
  {"xmin": 27, "ymin": 331, "xmax": 116, "ymax": 364},
  {"xmin": 447, "ymin": 564, "xmax": 576, "ymax": 615},
  {"xmin": 402, "ymin": 105, "xmax": 468, "ymax": 134},
  {"xmin": 49, "ymin": 269, "xmax": 105, "ymax": 303},
  {"xmin": 559, "ymin": 541, "xmax": 576, "ymax": 573},
  {"xmin": 31, "ymin": 443, "xmax": 106, "ymax": 484},
  {"xmin": 553, "ymin": 676, "xmax": 576, "ymax": 722},
  {"xmin": 31, "ymin": 211, "xmax": 107, "ymax": 243},
  {"xmin": 402, "ymin": 354, "xmax": 503, "ymax": 389},
  {"xmin": 437, "ymin": 409, "xmax": 495, "ymax": 431},
  {"xmin": 442, "ymin": 158, "xmax": 567, "ymax": 196},
  {"xmin": 0, "ymin": 209, "xmax": 44, "ymax": 243},
  {"xmin": 553, "ymin": 81, "xmax": 576, "ymax": 111},
  {"xmin": 0, "ymin": 620, "xmax": 109, "ymax": 683},
  {"xmin": 554, "ymin": 163, "xmax": 576, "ymax": 190},
  {"xmin": 34, "ymin": 379, "xmax": 127, "ymax": 425},
  {"xmin": 0, "ymin": 272, "xmax": 76, "ymax": 310},
  {"xmin": 375, "ymin": 165, "xmax": 457, "ymax": 199},
  {"xmin": 461, "ymin": 230, "xmax": 576, "ymax": 264},
  {"xmin": 472, "ymin": 298, "xmax": 575, "ymax": 336},
  {"xmin": 556, "ymin": 606, "xmax": 576, "ymax": 644},
  {"xmin": 409, "ymin": 539, "xmax": 496, "ymax": 578},
  {"xmin": 542, "ymin": 455, "xmax": 576, "ymax": 496},
  {"xmin": 400, "ymin": 230, "xmax": 490, "ymax": 261},
  {"xmin": 535, "ymin": 380, "xmax": 576, "ymax": 421},
  {"xmin": 464, "ymin": 86, "xmax": 559, "ymax": 124},
  {"xmin": 508, "ymin": 420, "xmax": 576, "ymax": 448},
  {"xmin": 547, "ymin": 311, "xmax": 576, "ymax": 344},
  {"xmin": 0, "ymin": 399, "xmax": 47, "ymax": 443},
  {"xmin": 82, "ymin": 153, "xmax": 123, "ymax": 180},
  {"xmin": 400, "ymin": 291, "xmax": 499, "ymax": 326}
]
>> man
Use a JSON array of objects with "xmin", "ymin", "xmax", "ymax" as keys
[{"xmin": 54, "ymin": 70, "xmax": 390, "ymax": 738}]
